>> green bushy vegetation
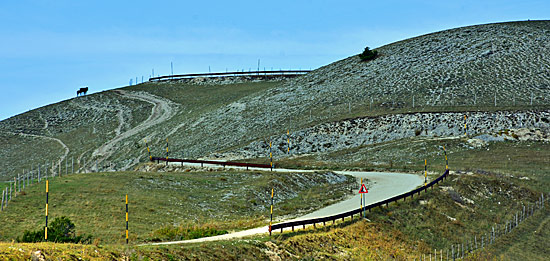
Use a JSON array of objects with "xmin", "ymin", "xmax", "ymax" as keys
[
  {"xmin": 19, "ymin": 216, "xmax": 92, "ymax": 244},
  {"xmin": 359, "ymin": 46, "xmax": 378, "ymax": 61}
]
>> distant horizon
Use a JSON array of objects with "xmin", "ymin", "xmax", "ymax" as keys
[{"xmin": 1, "ymin": 0, "xmax": 548, "ymax": 121}]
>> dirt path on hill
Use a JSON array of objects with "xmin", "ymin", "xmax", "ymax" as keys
[
  {"xmin": 8, "ymin": 132, "xmax": 70, "ymax": 176},
  {"xmin": 91, "ymin": 90, "xmax": 177, "ymax": 169}
]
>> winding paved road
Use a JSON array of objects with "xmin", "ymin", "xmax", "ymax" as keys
[{"xmin": 144, "ymin": 164, "xmax": 423, "ymax": 246}]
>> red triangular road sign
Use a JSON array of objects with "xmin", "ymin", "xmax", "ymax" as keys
[{"xmin": 359, "ymin": 184, "xmax": 368, "ymax": 193}]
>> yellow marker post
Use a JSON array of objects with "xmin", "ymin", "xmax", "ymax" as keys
[
  {"xmin": 424, "ymin": 159, "xmax": 427, "ymax": 186},
  {"xmin": 360, "ymin": 178, "xmax": 363, "ymax": 218},
  {"xmin": 464, "ymin": 115, "xmax": 467, "ymax": 136},
  {"xmin": 269, "ymin": 188, "xmax": 274, "ymax": 236},
  {"xmin": 45, "ymin": 180, "xmax": 49, "ymax": 240},
  {"xmin": 144, "ymin": 139, "xmax": 152, "ymax": 161},
  {"xmin": 269, "ymin": 140, "xmax": 273, "ymax": 171},
  {"xmin": 125, "ymin": 194, "xmax": 129, "ymax": 244},
  {"xmin": 287, "ymin": 129, "xmax": 290, "ymax": 154},
  {"xmin": 443, "ymin": 146, "xmax": 449, "ymax": 170},
  {"xmin": 165, "ymin": 138, "xmax": 169, "ymax": 166}
]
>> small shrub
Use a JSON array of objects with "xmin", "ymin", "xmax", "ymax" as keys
[
  {"xmin": 415, "ymin": 129, "xmax": 422, "ymax": 136},
  {"xmin": 19, "ymin": 216, "xmax": 92, "ymax": 243},
  {"xmin": 359, "ymin": 46, "xmax": 378, "ymax": 61},
  {"xmin": 448, "ymin": 190, "xmax": 464, "ymax": 204}
]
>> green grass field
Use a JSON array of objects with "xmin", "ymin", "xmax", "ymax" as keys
[{"xmin": 0, "ymin": 169, "xmax": 353, "ymax": 245}]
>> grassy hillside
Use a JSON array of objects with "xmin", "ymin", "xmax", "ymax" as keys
[
  {"xmin": 0, "ymin": 20, "xmax": 549, "ymax": 259},
  {"xmin": 1, "ymin": 21, "xmax": 549, "ymax": 182},
  {"xmin": 0, "ymin": 169, "xmax": 354, "ymax": 244}
]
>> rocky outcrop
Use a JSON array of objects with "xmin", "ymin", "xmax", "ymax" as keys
[{"xmin": 214, "ymin": 110, "xmax": 550, "ymax": 159}]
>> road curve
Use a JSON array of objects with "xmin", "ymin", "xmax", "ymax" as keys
[{"xmin": 143, "ymin": 166, "xmax": 423, "ymax": 246}]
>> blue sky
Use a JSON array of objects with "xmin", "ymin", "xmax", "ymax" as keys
[{"xmin": 0, "ymin": 0, "xmax": 548, "ymax": 120}]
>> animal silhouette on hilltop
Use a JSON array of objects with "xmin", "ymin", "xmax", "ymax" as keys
[{"xmin": 77, "ymin": 87, "xmax": 89, "ymax": 97}]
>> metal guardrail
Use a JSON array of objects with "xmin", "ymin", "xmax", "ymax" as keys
[
  {"xmin": 270, "ymin": 169, "xmax": 450, "ymax": 233},
  {"xmin": 149, "ymin": 70, "xmax": 311, "ymax": 82},
  {"xmin": 150, "ymin": 157, "xmax": 272, "ymax": 170}
]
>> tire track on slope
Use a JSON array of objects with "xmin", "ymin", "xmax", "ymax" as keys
[
  {"xmin": 91, "ymin": 90, "xmax": 177, "ymax": 169},
  {"xmin": 4, "ymin": 131, "xmax": 70, "ymax": 176}
]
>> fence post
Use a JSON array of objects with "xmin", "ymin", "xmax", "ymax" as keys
[
  {"xmin": 1, "ymin": 188, "xmax": 5, "ymax": 211},
  {"xmin": 452, "ymin": 245, "xmax": 454, "ymax": 261},
  {"xmin": 491, "ymin": 227, "xmax": 495, "ymax": 244}
]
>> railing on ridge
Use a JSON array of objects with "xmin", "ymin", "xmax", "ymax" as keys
[
  {"xmin": 149, "ymin": 70, "xmax": 311, "ymax": 82},
  {"xmin": 150, "ymin": 157, "xmax": 272, "ymax": 170}
]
